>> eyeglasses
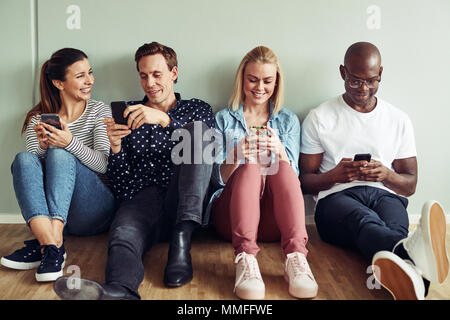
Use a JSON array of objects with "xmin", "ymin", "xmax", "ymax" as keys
[{"xmin": 344, "ymin": 66, "xmax": 380, "ymax": 89}]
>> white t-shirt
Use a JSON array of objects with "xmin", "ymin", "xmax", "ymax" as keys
[{"xmin": 301, "ymin": 95, "xmax": 417, "ymax": 202}]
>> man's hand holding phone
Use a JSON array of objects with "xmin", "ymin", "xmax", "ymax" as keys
[
  {"xmin": 330, "ymin": 154, "xmax": 391, "ymax": 184},
  {"xmin": 358, "ymin": 160, "xmax": 392, "ymax": 182},
  {"xmin": 124, "ymin": 104, "xmax": 171, "ymax": 129},
  {"xmin": 351, "ymin": 153, "xmax": 390, "ymax": 182},
  {"xmin": 329, "ymin": 158, "xmax": 365, "ymax": 183},
  {"xmin": 111, "ymin": 101, "xmax": 170, "ymax": 129},
  {"xmin": 103, "ymin": 118, "xmax": 132, "ymax": 154}
]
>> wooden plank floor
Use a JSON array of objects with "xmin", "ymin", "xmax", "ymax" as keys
[{"xmin": 0, "ymin": 224, "xmax": 449, "ymax": 300}]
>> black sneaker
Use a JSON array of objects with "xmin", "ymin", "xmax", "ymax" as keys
[
  {"xmin": 1, "ymin": 239, "xmax": 42, "ymax": 270},
  {"xmin": 35, "ymin": 244, "xmax": 66, "ymax": 282}
]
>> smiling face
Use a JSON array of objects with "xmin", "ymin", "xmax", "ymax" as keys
[
  {"xmin": 340, "ymin": 61, "xmax": 382, "ymax": 108},
  {"xmin": 242, "ymin": 62, "xmax": 277, "ymax": 108},
  {"xmin": 53, "ymin": 58, "xmax": 94, "ymax": 102},
  {"xmin": 138, "ymin": 53, "xmax": 178, "ymax": 108},
  {"xmin": 339, "ymin": 42, "xmax": 383, "ymax": 110}
]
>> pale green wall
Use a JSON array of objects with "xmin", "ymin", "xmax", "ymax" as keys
[
  {"xmin": 0, "ymin": 0, "xmax": 34, "ymax": 214},
  {"xmin": 1, "ymin": 0, "xmax": 449, "ymax": 218}
]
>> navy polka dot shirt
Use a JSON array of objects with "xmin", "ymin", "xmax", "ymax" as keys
[{"xmin": 107, "ymin": 93, "xmax": 215, "ymax": 202}]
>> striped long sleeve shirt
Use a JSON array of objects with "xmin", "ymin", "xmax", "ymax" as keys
[{"xmin": 25, "ymin": 99, "xmax": 112, "ymax": 174}]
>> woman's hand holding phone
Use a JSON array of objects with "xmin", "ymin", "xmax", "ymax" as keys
[
  {"xmin": 225, "ymin": 135, "xmax": 259, "ymax": 164},
  {"xmin": 39, "ymin": 119, "xmax": 73, "ymax": 148},
  {"xmin": 33, "ymin": 123, "xmax": 50, "ymax": 150},
  {"xmin": 257, "ymin": 126, "xmax": 289, "ymax": 163},
  {"xmin": 225, "ymin": 126, "xmax": 289, "ymax": 166}
]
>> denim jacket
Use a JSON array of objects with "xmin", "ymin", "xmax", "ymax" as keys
[{"xmin": 205, "ymin": 102, "xmax": 301, "ymax": 221}]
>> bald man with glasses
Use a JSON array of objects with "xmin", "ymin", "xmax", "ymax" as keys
[{"xmin": 299, "ymin": 42, "xmax": 448, "ymax": 300}]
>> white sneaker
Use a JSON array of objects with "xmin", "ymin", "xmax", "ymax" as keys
[
  {"xmin": 372, "ymin": 250, "xmax": 425, "ymax": 300},
  {"xmin": 234, "ymin": 252, "xmax": 265, "ymax": 300},
  {"xmin": 393, "ymin": 200, "xmax": 449, "ymax": 283},
  {"xmin": 284, "ymin": 252, "xmax": 318, "ymax": 299}
]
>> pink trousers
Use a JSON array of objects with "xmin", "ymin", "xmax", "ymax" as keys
[{"xmin": 212, "ymin": 161, "xmax": 308, "ymax": 257}]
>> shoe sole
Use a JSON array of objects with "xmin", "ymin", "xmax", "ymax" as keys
[
  {"xmin": 164, "ymin": 275, "xmax": 193, "ymax": 288},
  {"xmin": 1, "ymin": 252, "xmax": 67, "ymax": 271},
  {"xmin": 35, "ymin": 259, "xmax": 66, "ymax": 282},
  {"xmin": 284, "ymin": 274, "xmax": 318, "ymax": 299},
  {"xmin": 0, "ymin": 257, "xmax": 41, "ymax": 270},
  {"xmin": 429, "ymin": 202, "xmax": 449, "ymax": 283},
  {"xmin": 36, "ymin": 270, "xmax": 64, "ymax": 282},
  {"xmin": 235, "ymin": 287, "xmax": 265, "ymax": 300},
  {"xmin": 372, "ymin": 257, "xmax": 419, "ymax": 300},
  {"xmin": 54, "ymin": 276, "xmax": 104, "ymax": 300}
]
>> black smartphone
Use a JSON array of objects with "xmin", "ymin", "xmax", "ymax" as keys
[
  {"xmin": 41, "ymin": 113, "xmax": 62, "ymax": 130},
  {"xmin": 111, "ymin": 101, "xmax": 129, "ymax": 125},
  {"xmin": 354, "ymin": 153, "xmax": 372, "ymax": 162}
]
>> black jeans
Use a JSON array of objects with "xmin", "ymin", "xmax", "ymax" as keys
[
  {"xmin": 105, "ymin": 121, "xmax": 213, "ymax": 298},
  {"xmin": 315, "ymin": 186, "xmax": 409, "ymax": 261}
]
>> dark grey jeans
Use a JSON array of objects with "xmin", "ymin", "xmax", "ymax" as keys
[
  {"xmin": 314, "ymin": 185, "xmax": 431, "ymax": 295},
  {"xmin": 315, "ymin": 186, "xmax": 409, "ymax": 261},
  {"xmin": 105, "ymin": 121, "xmax": 214, "ymax": 298}
]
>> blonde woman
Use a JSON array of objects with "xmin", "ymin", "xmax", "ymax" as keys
[{"xmin": 208, "ymin": 46, "xmax": 318, "ymax": 299}]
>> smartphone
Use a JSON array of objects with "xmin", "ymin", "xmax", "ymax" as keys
[
  {"xmin": 41, "ymin": 113, "xmax": 62, "ymax": 130},
  {"xmin": 249, "ymin": 126, "xmax": 268, "ymax": 137},
  {"xmin": 111, "ymin": 101, "xmax": 129, "ymax": 125},
  {"xmin": 354, "ymin": 153, "xmax": 372, "ymax": 162}
]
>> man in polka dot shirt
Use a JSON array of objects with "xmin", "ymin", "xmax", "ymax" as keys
[{"xmin": 54, "ymin": 42, "xmax": 215, "ymax": 300}]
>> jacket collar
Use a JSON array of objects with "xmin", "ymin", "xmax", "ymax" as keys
[{"xmin": 229, "ymin": 100, "xmax": 279, "ymax": 129}]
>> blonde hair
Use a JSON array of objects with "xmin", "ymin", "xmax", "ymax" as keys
[{"xmin": 228, "ymin": 46, "xmax": 284, "ymax": 113}]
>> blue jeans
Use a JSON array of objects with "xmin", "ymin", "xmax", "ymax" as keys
[
  {"xmin": 315, "ymin": 186, "xmax": 409, "ymax": 261},
  {"xmin": 11, "ymin": 148, "xmax": 116, "ymax": 236}
]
